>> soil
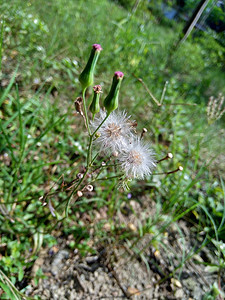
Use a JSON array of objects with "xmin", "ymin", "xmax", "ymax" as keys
[{"xmin": 26, "ymin": 197, "xmax": 224, "ymax": 300}]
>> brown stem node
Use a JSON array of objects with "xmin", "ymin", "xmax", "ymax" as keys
[
  {"xmin": 140, "ymin": 128, "xmax": 147, "ymax": 139},
  {"xmin": 157, "ymin": 153, "xmax": 173, "ymax": 163}
]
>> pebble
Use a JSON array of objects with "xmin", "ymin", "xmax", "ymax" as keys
[
  {"xmin": 175, "ymin": 289, "xmax": 184, "ymax": 298},
  {"xmin": 51, "ymin": 250, "xmax": 69, "ymax": 276},
  {"xmin": 79, "ymin": 274, "xmax": 85, "ymax": 282},
  {"xmin": 94, "ymin": 271, "xmax": 99, "ymax": 278},
  {"xmin": 171, "ymin": 278, "xmax": 182, "ymax": 288},
  {"xmin": 85, "ymin": 255, "xmax": 98, "ymax": 264}
]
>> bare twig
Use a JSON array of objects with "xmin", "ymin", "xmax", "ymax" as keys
[
  {"xmin": 106, "ymin": 261, "xmax": 131, "ymax": 299},
  {"xmin": 132, "ymin": 73, "xmax": 161, "ymax": 106},
  {"xmin": 132, "ymin": 73, "xmax": 197, "ymax": 107}
]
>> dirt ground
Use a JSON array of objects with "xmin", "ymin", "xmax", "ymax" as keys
[{"xmin": 26, "ymin": 197, "xmax": 224, "ymax": 300}]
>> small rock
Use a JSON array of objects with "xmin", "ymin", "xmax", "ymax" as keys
[
  {"xmin": 171, "ymin": 278, "xmax": 182, "ymax": 288},
  {"xmin": 78, "ymin": 263, "xmax": 92, "ymax": 272},
  {"xmin": 79, "ymin": 274, "xmax": 85, "ymax": 282},
  {"xmin": 43, "ymin": 289, "xmax": 50, "ymax": 298},
  {"xmin": 154, "ymin": 250, "xmax": 161, "ymax": 259},
  {"xmin": 127, "ymin": 286, "xmax": 140, "ymax": 296},
  {"xmin": 94, "ymin": 271, "xmax": 99, "ymax": 278},
  {"xmin": 103, "ymin": 223, "xmax": 111, "ymax": 231},
  {"xmin": 128, "ymin": 223, "xmax": 137, "ymax": 232},
  {"xmin": 175, "ymin": 289, "xmax": 184, "ymax": 298},
  {"xmin": 86, "ymin": 256, "xmax": 99, "ymax": 264},
  {"xmin": 183, "ymin": 278, "xmax": 196, "ymax": 291},
  {"xmin": 51, "ymin": 250, "xmax": 69, "ymax": 276},
  {"xmin": 193, "ymin": 286, "xmax": 203, "ymax": 300},
  {"xmin": 193, "ymin": 254, "xmax": 204, "ymax": 263}
]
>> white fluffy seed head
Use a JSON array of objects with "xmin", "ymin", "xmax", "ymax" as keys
[
  {"xmin": 91, "ymin": 110, "xmax": 135, "ymax": 153},
  {"xmin": 118, "ymin": 138, "xmax": 156, "ymax": 179}
]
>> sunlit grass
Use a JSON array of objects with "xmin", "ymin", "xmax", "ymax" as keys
[{"xmin": 0, "ymin": 0, "xmax": 225, "ymax": 298}]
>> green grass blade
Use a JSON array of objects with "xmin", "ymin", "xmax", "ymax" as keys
[
  {"xmin": 0, "ymin": 66, "xmax": 18, "ymax": 107},
  {"xmin": 0, "ymin": 20, "xmax": 4, "ymax": 72},
  {"xmin": 0, "ymin": 120, "xmax": 17, "ymax": 163},
  {"xmin": 218, "ymin": 176, "xmax": 225, "ymax": 232},
  {"xmin": 16, "ymin": 85, "xmax": 25, "ymax": 150},
  {"xmin": 28, "ymin": 113, "xmax": 67, "ymax": 150}
]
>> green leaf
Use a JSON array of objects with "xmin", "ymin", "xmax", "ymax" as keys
[
  {"xmin": 18, "ymin": 267, "xmax": 24, "ymax": 282},
  {"xmin": 0, "ymin": 282, "xmax": 19, "ymax": 300}
]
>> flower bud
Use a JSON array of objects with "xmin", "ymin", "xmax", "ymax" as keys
[
  {"xmin": 77, "ymin": 191, "xmax": 83, "ymax": 197},
  {"xmin": 86, "ymin": 185, "xmax": 93, "ymax": 192},
  {"xmin": 95, "ymin": 132, "xmax": 101, "ymax": 138},
  {"xmin": 103, "ymin": 71, "xmax": 124, "ymax": 114},
  {"xmin": 79, "ymin": 44, "xmax": 102, "ymax": 90},
  {"xmin": 76, "ymin": 173, "xmax": 84, "ymax": 179},
  {"xmin": 74, "ymin": 97, "xmax": 83, "ymax": 115},
  {"xmin": 90, "ymin": 85, "xmax": 102, "ymax": 118}
]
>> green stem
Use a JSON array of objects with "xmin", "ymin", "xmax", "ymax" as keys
[
  {"xmin": 94, "ymin": 113, "xmax": 109, "ymax": 136},
  {"xmin": 65, "ymin": 113, "xmax": 110, "ymax": 217},
  {"xmin": 87, "ymin": 135, "xmax": 93, "ymax": 167},
  {"xmin": 82, "ymin": 88, "xmax": 91, "ymax": 135},
  {"xmin": 95, "ymin": 174, "xmax": 123, "ymax": 181},
  {"xmin": 65, "ymin": 168, "xmax": 88, "ymax": 217},
  {"xmin": 87, "ymin": 113, "xmax": 109, "ymax": 167},
  {"xmin": 91, "ymin": 152, "xmax": 99, "ymax": 165}
]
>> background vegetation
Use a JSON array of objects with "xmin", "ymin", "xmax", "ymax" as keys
[{"xmin": 0, "ymin": 0, "xmax": 225, "ymax": 298}]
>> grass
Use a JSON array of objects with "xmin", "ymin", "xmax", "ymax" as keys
[{"xmin": 0, "ymin": 0, "xmax": 225, "ymax": 298}]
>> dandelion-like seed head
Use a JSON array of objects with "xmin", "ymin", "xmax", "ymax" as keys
[
  {"xmin": 91, "ymin": 110, "xmax": 134, "ymax": 153},
  {"xmin": 119, "ymin": 138, "xmax": 156, "ymax": 179},
  {"xmin": 128, "ymin": 150, "xmax": 142, "ymax": 165}
]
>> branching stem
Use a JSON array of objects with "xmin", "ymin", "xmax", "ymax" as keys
[{"xmin": 82, "ymin": 88, "xmax": 91, "ymax": 135}]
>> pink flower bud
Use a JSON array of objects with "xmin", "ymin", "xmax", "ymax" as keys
[{"xmin": 92, "ymin": 44, "xmax": 103, "ymax": 51}]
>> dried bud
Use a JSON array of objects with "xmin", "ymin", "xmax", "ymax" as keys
[
  {"xmin": 85, "ymin": 185, "xmax": 93, "ymax": 192},
  {"xmin": 79, "ymin": 44, "xmax": 103, "ymax": 90},
  {"xmin": 93, "ymin": 85, "xmax": 102, "ymax": 94},
  {"xmin": 157, "ymin": 152, "xmax": 173, "ymax": 163},
  {"xmin": 95, "ymin": 132, "xmax": 101, "ymax": 138},
  {"xmin": 77, "ymin": 191, "xmax": 83, "ymax": 197},
  {"xmin": 141, "ymin": 128, "xmax": 147, "ymax": 139},
  {"xmin": 112, "ymin": 151, "xmax": 119, "ymax": 157},
  {"xmin": 167, "ymin": 166, "xmax": 183, "ymax": 174},
  {"xmin": 76, "ymin": 173, "xmax": 84, "ymax": 179},
  {"xmin": 103, "ymin": 71, "xmax": 124, "ymax": 114},
  {"xmin": 74, "ymin": 97, "xmax": 83, "ymax": 115},
  {"xmin": 89, "ymin": 85, "xmax": 102, "ymax": 118},
  {"xmin": 129, "ymin": 121, "xmax": 138, "ymax": 128},
  {"xmin": 168, "ymin": 153, "xmax": 173, "ymax": 159}
]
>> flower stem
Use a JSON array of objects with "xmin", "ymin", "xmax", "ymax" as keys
[
  {"xmin": 87, "ymin": 113, "xmax": 109, "ymax": 167},
  {"xmin": 65, "ymin": 113, "xmax": 110, "ymax": 217},
  {"xmin": 65, "ymin": 168, "xmax": 89, "ymax": 218},
  {"xmin": 82, "ymin": 88, "xmax": 91, "ymax": 136}
]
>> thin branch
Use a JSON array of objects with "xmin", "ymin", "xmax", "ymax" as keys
[{"xmin": 132, "ymin": 73, "xmax": 161, "ymax": 106}]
